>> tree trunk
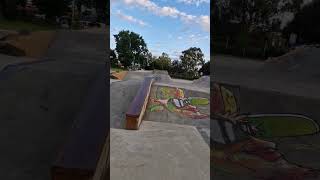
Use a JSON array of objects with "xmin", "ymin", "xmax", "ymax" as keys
[
  {"xmin": 226, "ymin": 36, "xmax": 230, "ymax": 49},
  {"xmin": 242, "ymin": 48, "xmax": 246, "ymax": 57}
]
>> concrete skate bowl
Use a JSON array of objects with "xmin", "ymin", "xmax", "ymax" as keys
[
  {"xmin": 192, "ymin": 75, "xmax": 210, "ymax": 88},
  {"xmin": 123, "ymin": 70, "xmax": 153, "ymax": 81},
  {"xmin": 211, "ymin": 82, "xmax": 320, "ymax": 180},
  {"xmin": 263, "ymin": 46, "xmax": 320, "ymax": 78},
  {"xmin": 144, "ymin": 84, "xmax": 210, "ymax": 144},
  {"xmin": 152, "ymin": 71, "xmax": 172, "ymax": 83},
  {"xmin": 110, "ymin": 75, "xmax": 210, "ymax": 180},
  {"xmin": 123, "ymin": 76, "xmax": 210, "ymax": 143},
  {"xmin": 123, "ymin": 70, "xmax": 172, "ymax": 82}
]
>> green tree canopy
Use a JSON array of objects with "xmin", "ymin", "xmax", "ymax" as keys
[
  {"xmin": 154, "ymin": 52, "xmax": 171, "ymax": 70},
  {"xmin": 94, "ymin": 0, "xmax": 108, "ymax": 23},
  {"xmin": 114, "ymin": 30, "xmax": 149, "ymax": 68},
  {"xmin": 213, "ymin": 0, "xmax": 305, "ymax": 33},
  {"xmin": 199, "ymin": 60, "xmax": 210, "ymax": 76},
  {"xmin": 33, "ymin": 0, "xmax": 70, "ymax": 20},
  {"xmin": 180, "ymin": 47, "xmax": 205, "ymax": 74},
  {"xmin": 283, "ymin": 0, "xmax": 320, "ymax": 44},
  {"xmin": 170, "ymin": 59, "xmax": 184, "ymax": 74}
]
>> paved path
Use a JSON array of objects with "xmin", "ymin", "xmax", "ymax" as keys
[
  {"xmin": 0, "ymin": 30, "xmax": 107, "ymax": 180},
  {"xmin": 45, "ymin": 30, "xmax": 107, "ymax": 63}
]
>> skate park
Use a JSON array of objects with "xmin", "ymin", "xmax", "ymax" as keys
[
  {"xmin": 0, "ymin": 30, "xmax": 109, "ymax": 180},
  {"xmin": 211, "ymin": 47, "xmax": 320, "ymax": 180},
  {"xmin": 110, "ymin": 70, "xmax": 210, "ymax": 180}
]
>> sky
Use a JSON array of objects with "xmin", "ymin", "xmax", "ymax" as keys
[{"xmin": 110, "ymin": 0, "xmax": 210, "ymax": 62}]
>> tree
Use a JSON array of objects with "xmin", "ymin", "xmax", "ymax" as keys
[
  {"xmin": 283, "ymin": 0, "xmax": 320, "ymax": 44},
  {"xmin": 0, "ymin": 0, "xmax": 18, "ymax": 20},
  {"xmin": 154, "ymin": 53, "xmax": 171, "ymax": 70},
  {"xmin": 33, "ymin": 0, "xmax": 70, "ymax": 20},
  {"xmin": 0, "ymin": 0, "xmax": 7, "ymax": 19},
  {"xmin": 94, "ymin": 0, "xmax": 108, "ymax": 23},
  {"xmin": 110, "ymin": 49, "xmax": 118, "ymax": 67},
  {"xmin": 199, "ymin": 61, "xmax": 210, "ymax": 76},
  {"xmin": 180, "ymin": 47, "xmax": 205, "ymax": 76},
  {"xmin": 170, "ymin": 59, "xmax": 183, "ymax": 73},
  {"xmin": 230, "ymin": 0, "xmax": 282, "ymax": 32},
  {"xmin": 144, "ymin": 52, "xmax": 154, "ymax": 69},
  {"xmin": 75, "ymin": 0, "xmax": 92, "ymax": 17},
  {"xmin": 280, "ymin": 0, "xmax": 304, "ymax": 14},
  {"xmin": 214, "ymin": 0, "xmax": 306, "ymax": 33},
  {"xmin": 114, "ymin": 30, "xmax": 149, "ymax": 68}
]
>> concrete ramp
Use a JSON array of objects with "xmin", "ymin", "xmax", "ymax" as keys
[
  {"xmin": 264, "ymin": 46, "xmax": 320, "ymax": 76},
  {"xmin": 110, "ymin": 121, "xmax": 210, "ymax": 180},
  {"xmin": 193, "ymin": 76, "xmax": 210, "ymax": 88},
  {"xmin": 124, "ymin": 70, "xmax": 153, "ymax": 81},
  {"xmin": 110, "ymin": 79, "xmax": 142, "ymax": 129}
]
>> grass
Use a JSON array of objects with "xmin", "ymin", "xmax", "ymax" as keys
[
  {"xmin": 111, "ymin": 67, "xmax": 126, "ymax": 73},
  {"xmin": 0, "ymin": 20, "xmax": 56, "ymax": 31}
]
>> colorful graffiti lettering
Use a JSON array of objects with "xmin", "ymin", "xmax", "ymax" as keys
[
  {"xmin": 148, "ymin": 86, "xmax": 209, "ymax": 119},
  {"xmin": 212, "ymin": 83, "xmax": 320, "ymax": 180}
]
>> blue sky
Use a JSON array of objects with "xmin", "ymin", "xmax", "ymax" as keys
[{"xmin": 110, "ymin": 0, "xmax": 210, "ymax": 61}]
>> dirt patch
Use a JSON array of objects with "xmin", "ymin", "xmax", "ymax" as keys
[
  {"xmin": 5, "ymin": 31, "xmax": 56, "ymax": 58},
  {"xmin": 111, "ymin": 71, "xmax": 128, "ymax": 80}
]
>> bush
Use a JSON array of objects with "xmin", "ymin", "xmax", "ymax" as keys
[
  {"xmin": 169, "ymin": 72, "xmax": 199, "ymax": 80},
  {"xmin": 213, "ymin": 34, "xmax": 288, "ymax": 60},
  {"xmin": 199, "ymin": 61, "xmax": 210, "ymax": 75}
]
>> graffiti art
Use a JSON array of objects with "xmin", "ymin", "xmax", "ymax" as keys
[
  {"xmin": 211, "ymin": 83, "xmax": 320, "ymax": 180},
  {"xmin": 147, "ymin": 86, "xmax": 209, "ymax": 119}
]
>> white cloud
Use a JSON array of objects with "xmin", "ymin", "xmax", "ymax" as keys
[
  {"xmin": 177, "ymin": 0, "xmax": 210, "ymax": 6},
  {"xmin": 177, "ymin": 36, "xmax": 183, "ymax": 40},
  {"xmin": 179, "ymin": 12, "xmax": 196, "ymax": 23},
  {"xmin": 114, "ymin": 10, "xmax": 148, "ymax": 27},
  {"xmin": 118, "ymin": 0, "xmax": 210, "ymax": 32},
  {"xmin": 160, "ymin": 6, "xmax": 180, "ymax": 18},
  {"xmin": 198, "ymin": 15, "xmax": 210, "ymax": 32},
  {"xmin": 186, "ymin": 33, "xmax": 209, "ymax": 45}
]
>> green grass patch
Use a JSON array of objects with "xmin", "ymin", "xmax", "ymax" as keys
[
  {"xmin": 111, "ymin": 67, "xmax": 126, "ymax": 73},
  {"xmin": 0, "ymin": 20, "xmax": 56, "ymax": 31}
]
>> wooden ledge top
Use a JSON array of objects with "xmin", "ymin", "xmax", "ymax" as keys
[
  {"xmin": 126, "ymin": 77, "xmax": 154, "ymax": 118},
  {"xmin": 126, "ymin": 77, "xmax": 154, "ymax": 130}
]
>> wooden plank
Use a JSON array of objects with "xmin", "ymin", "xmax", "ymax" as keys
[
  {"xmin": 126, "ymin": 77, "xmax": 154, "ymax": 130},
  {"xmin": 51, "ymin": 70, "xmax": 109, "ymax": 180}
]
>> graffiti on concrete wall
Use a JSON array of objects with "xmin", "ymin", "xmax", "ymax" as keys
[
  {"xmin": 211, "ymin": 83, "xmax": 320, "ymax": 180},
  {"xmin": 148, "ymin": 86, "xmax": 209, "ymax": 119}
]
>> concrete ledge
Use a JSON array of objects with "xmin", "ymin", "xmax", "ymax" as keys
[{"xmin": 52, "ymin": 70, "xmax": 108, "ymax": 180}]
